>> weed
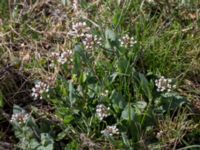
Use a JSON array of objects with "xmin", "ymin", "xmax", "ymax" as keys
[{"xmin": 0, "ymin": 0, "xmax": 200, "ymax": 149}]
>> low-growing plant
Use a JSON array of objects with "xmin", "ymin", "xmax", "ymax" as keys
[{"xmin": 0, "ymin": 0, "xmax": 200, "ymax": 149}]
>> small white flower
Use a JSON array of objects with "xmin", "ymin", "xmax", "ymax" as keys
[
  {"xmin": 101, "ymin": 90, "xmax": 109, "ymax": 97},
  {"xmin": 69, "ymin": 22, "xmax": 91, "ymax": 37},
  {"xmin": 51, "ymin": 52, "xmax": 60, "ymax": 58},
  {"xmin": 101, "ymin": 125, "xmax": 119, "ymax": 136},
  {"xmin": 96, "ymin": 104, "xmax": 110, "ymax": 120},
  {"xmin": 82, "ymin": 34, "xmax": 102, "ymax": 49},
  {"xmin": 119, "ymin": 34, "xmax": 137, "ymax": 48},
  {"xmin": 49, "ymin": 62, "xmax": 55, "ymax": 68},
  {"xmin": 155, "ymin": 76, "xmax": 176, "ymax": 92},
  {"xmin": 10, "ymin": 112, "xmax": 29, "ymax": 124},
  {"xmin": 31, "ymin": 81, "xmax": 49, "ymax": 100},
  {"xmin": 50, "ymin": 51, "xmax": 72, "ymax": 66},
  {"xmin": 172, "ymin": 85, "xmax": 176, "ymax": 89},
  {"xmin": 156, "ymin": 130, "xmax": 164, "ymax": 139}
]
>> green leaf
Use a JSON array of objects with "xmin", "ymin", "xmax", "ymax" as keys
[
  {"xmin": 56, "ymin": 128, "xmax": 70, "ymax": 141},
  {"xmin": 0, "ymin": 0, "xmax": 10, "ymax": 19},
  {"xmin": 38, "ymin": 133, "xmax": 54, "ymax": 150},
  {"xmin": 105, "ymin": 40, "xmax": 111, "ymax": 49},
  {"xmin": 13, "ymin": 105, "xmax": 25, "ymax": 114},
  {"xmin": 73, "ymin": 44, "xmax": 85, "ymax": 74},
  {"xmin": 111, "ymin": 90, "xmax": 127, "ymax": 112},
  {"xmin": 113, "ymin": 9, "xmax": 121, "ymax": 26},
  {"xmin": 63, "ymin": 115, "xmax": 74, "ymax": 125},
  {"xmin": 38, "ymin": 120, "xmax": 52, "ymax": 133},
  {"xmin": 0, "ymin": 91, "xmax": 4, "ymax": 108},
  {"xmin": 160, "ymin": 92, "xmax": 187, "ymax": 111},
  {"xmin": 134, "ymin": 101, "xmax": 147, "ymax": 111},
  {"xmin": 110, "ymin": 72, "xmax": 119, "ymax": 83},
  {"xmin": 138, "ymin": 73, "xmax": 153, "ymax": 102},
  {"xmin": 74, "ymin": 44, "xmax": 87, "ymax": 61},
  {"xmin": 116, "ymin": 57, "xmax": 129, "ymax": 73},
  {"xmin": 29, "ymin": 139, "xmax": 40, "ymax": 149},
  {"xmin": 80, "ymin": 72, "xmax": 87, "ymax": 83},
  {"xmin": 85, "ymin": 75, "xmax": 98, "ymax": 84},
  {"xmin": 121, "ymin": 132, "xmax": 131, "ymax": 148},
  {"xmin": 105, "ymin": 29, "xmax": 117, "ymax": 42},
  {"xmin": 65, "ymin": 140, "xmax": 79, "ymax": 150},
  {"xmin": 69, "ymin": 80, "xmax": 75, "ymax": 106},
  {"xmin": 121, "ymin": 104, "xmax": 135, "ymax": 121}
]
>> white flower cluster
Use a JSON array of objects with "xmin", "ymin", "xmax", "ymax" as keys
[
  {"xmin": 69, "ymin": 21, "xmax": 102, "ymax": 50},
  {"xmin": 10, "ymin": 112, "xmax": 29, "ymax": 124},
  {"xmin": 101, "ymin": 125, "xmax": 119, "ymax": 136},
  {"xmin": 155, "ymin": 76, "xmax": 176, "ymax": 92},
  {"xmin": 82, "ymin": 34, "xmax": 102, "ymax": 49},
  {"xmin": 69, "ymin": 22, "xmax": 91, "ymax": 38},
  {"xmin": 156, "ymin": 130, "xmax": 164, "ymax": 139},
  {"xmin": 50, "ymin": 51, "xmax": 72, "ymax": 67},
  {"xmin": 119, "ymin": 34, "xmax": 137, "ymax": 48},
  {"xmin": 96, "ymin": 104, "xmax": 110, "ymax": 120},
  {"xmin": 47, "ymin": 76, "xmax": 56, "ymax": 87},
  {"xmin": 31, "ymin": 81, "xmax": 49, "ymax": 100},
  {"xmin": 100, "ymin": 90, "xmax": 109, "ymax": 97}
]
